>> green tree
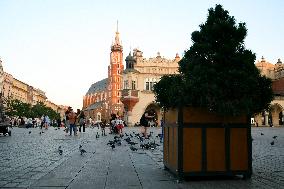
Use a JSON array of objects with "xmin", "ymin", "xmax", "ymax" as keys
[
  {"xmin": 154, "ymin": 4, "xmax": 273, "ymax": 116},
  {"xmin": 6, "ymin": 99, "xmax": 60, "ymax": 120},
  {"xmin": 5, "ymin": 99, "xmax": 31, "ymax": 117},
  {"xmin": 31, "ymin": 102, "xmax": 47, "ymax": 118}
]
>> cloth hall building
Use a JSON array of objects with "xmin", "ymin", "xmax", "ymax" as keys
[{"xmin": 82, "ymin": 29, "xmax": 180, "ymax": 125}]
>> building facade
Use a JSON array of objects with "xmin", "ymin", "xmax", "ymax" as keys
[
  {"xmin": 254, "ymin": 57, "xmax": 284, "ymax": 126},
  {"xmin": 0, "ymin": 58, "xmax": 4, "ymax": 95},
  {"xmin": 121, "ymin": 49, "xmax": 180, "ymax": 126},
  {"xmin": 1, "ymin": 62, "xmax": 64, "ymax": 116},
  {"xmin": 83, "ymin": 79, "xmax": 108, "ymax": 122},
  {"xmin": 83, "ymin": 26, "xmax": 180, "ymax": 124},
  {"xmin": 83, "ymin": 27, "xmax": 124, "ymax": 122}
]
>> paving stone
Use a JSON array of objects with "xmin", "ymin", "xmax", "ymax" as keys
[
  {"xmin": 0, "ymin": 180, "xmax": 9, "ymax": 187},
  {"xmin": 2, "ymin": 181, "xmax": 20, "ymax": 187},
  {"xmin": 0, "ymin": 127, "xmax": 283, "ymax": 189}
]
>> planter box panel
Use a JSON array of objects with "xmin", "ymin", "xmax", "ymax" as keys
[
  {"xmin": 230, "ymin": 128, "xmax": 248, "ymax": 171},
  {"xmin": 168, "ymin": 127, "xmax": 178, "ymax": 169},
  {"xmin": 173, "ymin": 127, "xmax": 178, "ymax": 170},
  {"xmin": 164, "ymin": 127, "xmax": 169, "ymax": 166},
  {"xmin": 183, "ymin": 128, "xmax": 202, "ymax": 172},
  {"xmin": 183, "ymin": 107, "xmax": 247, "ymax": 123},
  {"xmin": 165, "ymin": 109, "xmax": 178, "ymax": 124},
  {"xmin": 206, "ymin": 128, "xmax": 226, "ymax": 171}
]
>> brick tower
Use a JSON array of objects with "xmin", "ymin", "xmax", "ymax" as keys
[{"xmin": 108, "ymin": 22, "xmax": 124, "ymax": 116}]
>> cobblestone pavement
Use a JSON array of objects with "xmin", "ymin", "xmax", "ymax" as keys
[{"xmin": 0, "ymin": 126, "xmax": 283, "ymax": 189}]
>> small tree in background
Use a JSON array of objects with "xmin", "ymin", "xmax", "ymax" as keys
[{"xmin": 154, "ymin": 4, "xmax": 273, "ymax": 116}]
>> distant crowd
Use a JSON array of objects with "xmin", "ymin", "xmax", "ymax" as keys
[{"xmin": 6, "ymin": 107, "xmax": 161, "ymax": 139}]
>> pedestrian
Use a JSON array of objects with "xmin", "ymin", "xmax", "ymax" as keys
[
  {"xmin": 44, "ymin": 115, "xmax": 50, "ymax": 129},
  {"xmin": 109, "ymin": 113, "xmax": 117, "ymax": 134},
  {"xmin": 115, "ymin": 116, "xmax": 124, "ymax": 136},
  {"xmin": 68, "ymin": 108, "xmax": 77, "ymax": 136},
  {"xmin": 40, "ymin": 115, "xmax": 45, "ymax": 129},
  {"xmin": 101, "ymin": 119, "xmax": 106, "ymax": 136},
  {"xmin": 64, "ymin": 107, "xmax": 72, "ymax": 134},
  {"xmin": 140, "ymin": 110, "xmax": 154, "ymax": 138},
  {"xmin": 78, "ymin": 110, "xmax": 86, "ymax": 132},
  {"xmin": 57, "ymin": 118, "xmax": 61, "ymax": 128}
]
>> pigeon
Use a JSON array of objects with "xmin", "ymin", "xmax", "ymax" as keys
[
  {"xmin": 58, "ymin": 146, "xmax": 63, "ymax": 155},
  {"xmin": 128, "ymin": 141, "xmax": 138, "ymax": 145},
  {"xmin": 270, "ymin": 141, "xmax": 275, "ymax": 145},
  {"xmin": 107, "ymin": 140, "xmax": 115, "ymax": 145},
  {"xmin": 79, "ymin": 146, "xmax": 87, "ymax": 155},
  {"xmin": 39, "ymin": 132, "xmax": 42, "ymax": 135},
  {"xmin": 29, "ymin": 131, "xmax": 31, "ymax": 134},
  {"xmin": 130, "ymin": 145, "xmax": 138, "ymax": 151},
  {"xmin": 272, "ymin": 136, "xmax": 277, "ymax": 139},
  {"xmin": 96, "ymin": 132, "xmax": 100, "ymax": 139},
  {"xmin": 261, "ymin": 133, "xmax": 264, "ymax": 135},
  {"xmin": 111, "ymin": 144, "xmax": 115, "ymax": 149}
]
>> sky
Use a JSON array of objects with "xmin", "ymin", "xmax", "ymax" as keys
[{"xmin": 0, "ymin": 0, "xmax": 283, "ymax": 110}]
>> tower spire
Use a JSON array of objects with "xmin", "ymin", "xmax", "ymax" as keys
[{"xmin": 114, "ymin": 20, "xmax": 120, "ymax": 46}]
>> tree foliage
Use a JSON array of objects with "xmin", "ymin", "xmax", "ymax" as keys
[
  {"xmin": 5, "ymin": 99, "xmax": 60, "ymax": 120},
  {"xmin": 154, "ymin": 4, "xmax": 273, "ymax": 116}
]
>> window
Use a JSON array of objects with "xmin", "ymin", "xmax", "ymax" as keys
[
  {"xmin": 146, "ymin": 82, "xmax": 150, "ymax": 90},
  {"xmin": 150, "ymin": 82, "xmax": 154, "ymax": 91},
  {"xmin": 124, "ymin": 80, "xmax": 129, "ymax": 89},
  {"xmin": 132, "ymin": 81, "xmax": 136, "ymax": 90}
]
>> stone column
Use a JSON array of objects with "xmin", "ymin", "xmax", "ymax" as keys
[{"xmin": 265, "ymin": 111, "xmax": 269, "ymax": 126}]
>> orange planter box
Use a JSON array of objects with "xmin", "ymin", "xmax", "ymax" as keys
[{"xmin": 163, "ymin": 107, "xmax": 252, "ymax": 179}]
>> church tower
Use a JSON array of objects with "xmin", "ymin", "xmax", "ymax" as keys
[{"xmin": 108, "ymin": 21, "xmax": 124, "ymax": 116}]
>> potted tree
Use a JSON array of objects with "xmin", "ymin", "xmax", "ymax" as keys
[{"xmin": 154, "ymin": 4, "xmax": 273, "ymax": 179}]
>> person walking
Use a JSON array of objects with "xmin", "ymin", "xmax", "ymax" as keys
[
  {"xmin": 57, "ymin": 118, "xmax": 61, "ymax": 128},
  {"xmin": 116, "ymin": 116, "xmax": 124, "ymax": 136},
  {"xmin": 64, "ymin": 107, "xmax": 71, "ymax": 134},
  {"xmin": 68, "ymin": 108, "xmax": 77, "ymax": 136},
  {"xmin": 140, "ymin": 110, "xmax": 154, "ymax": 138},
  {"xmin": 77, "ymin": 109, "xmax": 85, "ymax": 132},
  {"xmin": 101, "ymin": 119, "xmax": 106, "ymax": 136}
]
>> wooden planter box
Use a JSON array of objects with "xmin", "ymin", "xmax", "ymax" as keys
[{"xmin": 163, "ymin": 107, "xmax": 252, "ymax": 179}]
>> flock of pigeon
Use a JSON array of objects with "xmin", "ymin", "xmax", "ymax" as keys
[
  {"xmin": 57, "ymin": 144, "xmax": 87, "ymax": 156},
  {"xmin": 259, "ymin": 132, "xmax": 278, "ymax": 145},
  {"xmin": 106, "ymin": 131, "xmax": 163, "ymax": 152},
  {"xmin": 53, "ymin": 130, "xmax": 162, "ymax": 156}
]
